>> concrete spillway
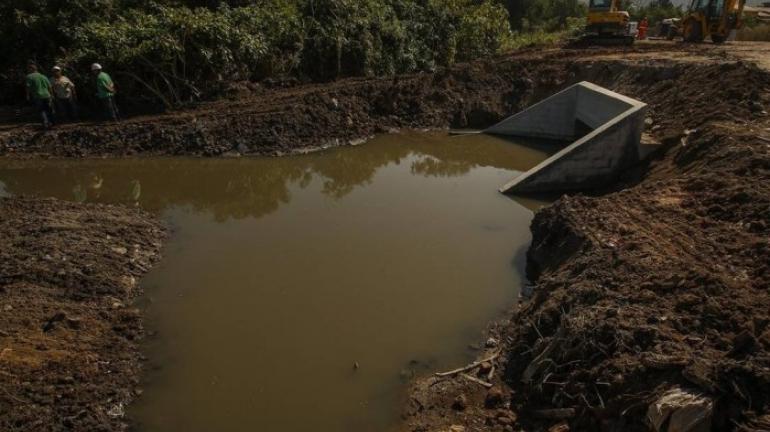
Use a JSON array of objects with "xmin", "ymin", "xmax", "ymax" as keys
[{"xmin": 487, "ymin": 81, "xmax": 647, "ymax": 194}]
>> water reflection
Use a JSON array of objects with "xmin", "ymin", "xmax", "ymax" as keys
[
  {"xmin": 0, "ymin": 131, "xmax": 555, "ymax": 432},
  {"xmin": 72, "ymin": 183, "xmax": 87, "ymax": 202},
  {"xmin": 0, "ymin": 132, "xmax": 552, "ymax": 221}
]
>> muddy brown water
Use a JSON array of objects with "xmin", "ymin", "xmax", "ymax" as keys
[{"xmin": 0, "ymin": 132, "xmax": 551, "ymax": 431}]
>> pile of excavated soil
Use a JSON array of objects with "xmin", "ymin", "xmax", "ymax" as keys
[
  {"xmin": 510, "ymin": 127, "xmax": 770, "ymax": 432},
  {"xmin": 402, "ymin": 48, "xmax": 770, "ymax": 432},
  {"xmin": 0, "ymin": 43, "xmax": 759, "ymax": 159},
  {"xmin": 0, "ymin": 197, "xmax": 165, "ymax": 431}
]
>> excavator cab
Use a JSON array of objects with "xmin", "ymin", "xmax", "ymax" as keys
[
  {"xmin": 682, "ymin": 0, "xmax": 746, "ymax": 43},
  {"xmin": 584, "ymin": 0, "xmax": 634, "ymax": 45}
]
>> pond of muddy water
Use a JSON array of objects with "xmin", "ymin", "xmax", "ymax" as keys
[{"xmin": 0, "ymin": 132, "xmax": 551, "ymax": 432}]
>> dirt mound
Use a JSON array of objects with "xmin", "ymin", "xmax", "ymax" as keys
[
  {"xmin": 0, "ymin": 197, "xmax": 165, "ymax": 431},
  {"xmin": 513, "ymin": 126, "xmax": 770, "ymax": 430},
  {"xmin": 0, "ymin": 67, "xmax": 535, "ymax": 158},
  {"xmin": 402, "ymin": 47, "xmax": 770, "ymax": 432},
  {"xmin": 5, "ymin": 43, "xmax": 764, "ymax": 159}
]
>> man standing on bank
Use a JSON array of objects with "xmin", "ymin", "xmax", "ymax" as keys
[
  {"xmin": 25, "ymin": 62, "xmax": 55, "ymax": 128},
  {"xmin": 51, "ymin": 66, "xmax": 78, "ymax": 122},
  {"xmin": 91, "ymin": 63, "xmax": 118, "ymax": 122}
]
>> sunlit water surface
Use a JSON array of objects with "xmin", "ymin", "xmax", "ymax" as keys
[{"xmin": 0, "ymin": 132, "xmax": 551, "ymax": 432}]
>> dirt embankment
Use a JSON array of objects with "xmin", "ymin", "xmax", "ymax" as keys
[
  {"xmin": 0, "ymin": 197, "xmax": 165, "ymax": 431},
  {"xmin": 402, "ymin": 46, "xmax": 770, "ymax": 432},
  {"xmin": 0, "ymin": 43, "xmax": 739, "ymax": 158}
]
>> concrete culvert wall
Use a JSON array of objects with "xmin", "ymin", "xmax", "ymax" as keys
[{"xmin": 487, "ymin": 81, "xmax": 647, "ymax": 194}]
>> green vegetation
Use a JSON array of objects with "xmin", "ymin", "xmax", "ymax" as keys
[
  {"xmin": 503, "ymin": 0, "xmax": 586, "ymax": 32},
  {"xmin": 1, "ymin": 0, "xmax": 584, "ymax": 109},
  {"xmin": 628, "ymin": 0, "xmax": 684, "ymax": 27},
  {"xmin": 737, "ymin": 13, "xmax": 770, "ymax": 41}
]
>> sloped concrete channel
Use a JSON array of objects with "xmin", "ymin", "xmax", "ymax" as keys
[{"xmin": 486, "ymin": 81, "xmax": 647, "ymax": 194}]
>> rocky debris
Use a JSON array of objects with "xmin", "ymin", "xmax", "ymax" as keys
[
  {"xmin": 484, "ymin": 386, "xmax": 505, "ymax": 409},
  {"xmin": 452, "ymin": 394, "xmax": 468, "ymax": 411},
  {"xmin": 488, "ymin": 409, "xmax": 517, "ymax": 427}
]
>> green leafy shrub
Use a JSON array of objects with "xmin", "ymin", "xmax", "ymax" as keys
[
  {"xmin": 68, "ymin": 3, "xmax": 303, "ymax": 106},
  {"xmin": 502, "ymin": 0, "xmax": 586, "ymax": 32},
  {"xmin": 0, "ymin": 0, "xmax": 581, "ymax": 109},
  {"xmin": 629, "ymin": 1, "xmax": 683, "ymax": 26},
  {"xmin": 298, "ymin": 0, "xmax": 511, "ymax": 79}
]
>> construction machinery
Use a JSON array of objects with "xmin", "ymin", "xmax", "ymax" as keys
[
  {"xmin": 669, "ymin": 0, "xmax": 747, "ymax": 43},
  {"xmin": 582, "ymin": 0, "xmax": 635, "ymax": 45}
]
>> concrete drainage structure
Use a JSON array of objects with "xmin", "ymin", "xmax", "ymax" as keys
[{"xmin": 487, "ymin": 81, "xmax": 647, "ymax": 194}]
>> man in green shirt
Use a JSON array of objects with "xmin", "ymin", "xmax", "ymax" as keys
[
  {"xmin": 91, "ymin": 63, "xmax": 118, "ymax": 122},
  {"xmin": 25, "ymin": 62, "xmax": 55, "ymax": 128}
]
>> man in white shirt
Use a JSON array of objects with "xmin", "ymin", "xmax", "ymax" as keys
[{"xmin": 51, "ymin": 66, "xmax": 78, "ymax": 122}]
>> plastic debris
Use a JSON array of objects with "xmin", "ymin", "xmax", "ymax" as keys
[
  {"xmin": 647, "ymin": 387, "xmax": 713, "ymax": 432},
  {"xmin": 107, "ymin": 402, "xmax": 125, "ymax": 418}
]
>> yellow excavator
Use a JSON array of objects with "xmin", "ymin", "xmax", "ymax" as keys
[
  {"xmin": 671, "ymin": 0, "xmax": 747, "ymax": 43},
  {"xmin": 582, "ymin": 0, "xmax": 635, "ymax": 45}
]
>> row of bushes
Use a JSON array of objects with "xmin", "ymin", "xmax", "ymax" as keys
[{"xmin": 0, "ymin": 0, "xmax": 584, "ymax": 109}]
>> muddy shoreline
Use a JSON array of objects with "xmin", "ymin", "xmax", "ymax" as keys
[
  {"xmin": 0, "ymin": 197, "xmax": 166, "ymax": 431},
  {"xmin": 1, "ymin": 41, "xmax": 769, "ymax": 431}
]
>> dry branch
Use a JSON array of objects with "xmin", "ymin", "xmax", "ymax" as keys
[
  {"xmin": 533, "ymin": 408, "xmax": 576, "ymax": 419},
  {"xmin": 522, "ymin": 325, "xmax": 567, "ymax": 384},
  {"xmin": 460, "ymin": 373, "xmax": 494, "ymax": 388},
  {"xmin": 434, "ymin": 352, "xmax": 500, "ymax": 377}
]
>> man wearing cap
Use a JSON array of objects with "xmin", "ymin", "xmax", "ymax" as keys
[
  {"xmin": 51, "ymin": 66, "xmax": 78, "ymax": 122},
  {"xmin": 91, "ymin": 63, "xmax": 118, "ymax": 121},
  {"xmin": 25, "ymin": 62, "xmax": 55, "ymax": 128}
]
